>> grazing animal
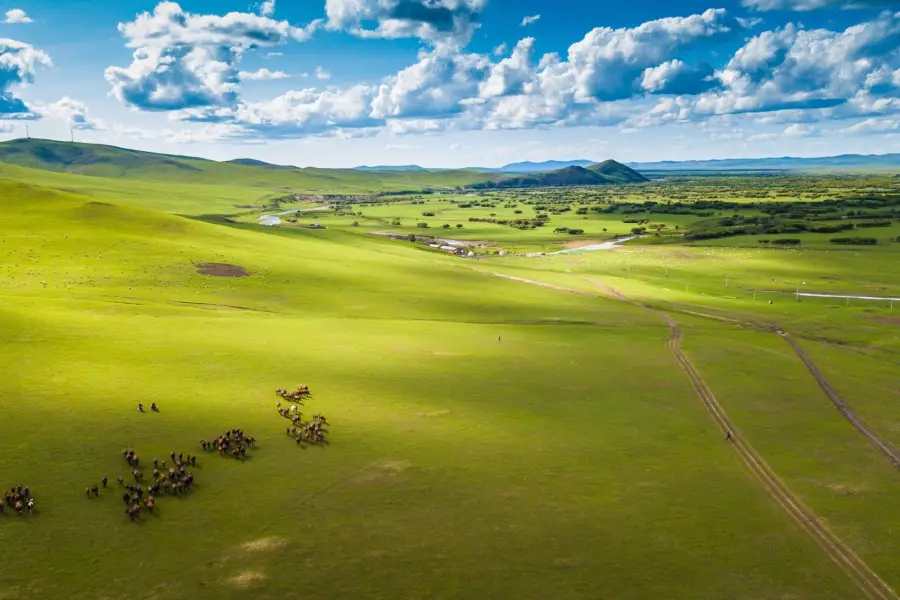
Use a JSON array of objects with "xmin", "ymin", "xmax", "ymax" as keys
[
  {"xmin": 101, "ymin": 477, "xmax": 108, "ymax": 488},
  {"xmin": 26, "ymin": 499, "xmax": 34, "ymax": 513}
]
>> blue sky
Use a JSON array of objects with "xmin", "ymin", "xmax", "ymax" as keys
[{"xmin": 1, "ymin": 0, "xmax": 898, "ymax": 167}]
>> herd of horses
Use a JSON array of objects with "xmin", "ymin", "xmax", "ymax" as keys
[
  {"xmin": 275, "ymin": 386, "xmax": 330, "ymax": 446},
  {"xmin": 2, "ymin": 484, "xmax": 34, "ymax": 515},
  {"xmin": 8, "ymin": 385, "xmax": 327, "ymax": 522}
]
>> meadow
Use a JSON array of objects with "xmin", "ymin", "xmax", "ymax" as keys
[{"xmin": 2, "ymin": 157, "xmax": 900, "ymax": 600}]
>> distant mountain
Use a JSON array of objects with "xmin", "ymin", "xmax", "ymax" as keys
[
  {"xmin": 480, "ymin": 159, "xmax": 596, "ymax": 174},
  {"xmin": 227, "ymin": 158, "xmax": 294, "ymax": 169},
  {"xmin": 471, "ymin": 161, "xmax": 646, "ymax": 189},
  {"xmin": 629, "ymin": 154, "xmax": 900, "ymax": 172},
  {"xmin": 354, "ymin": 165, "xmax": 429, "ymax": 172},
  {"xmin": 589, "ymin": 159, "xmax": 649, "ymax": 183}
]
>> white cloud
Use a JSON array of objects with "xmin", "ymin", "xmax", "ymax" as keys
[
  {"xmin": 265, "ymin": 51, "xmax": 283, "ymax": 58},
  {"xmin": 480, "ymin": 38, "xmax": 535, "ymax": 98},
  {"xmin": 0, "ymin": 39, "xmax": 52, "ymax": 115},
  {"xmin": 742, "ymin": 0, "xmax": 890, "ymax": 10},
  {"xmin": 521, "ymin": 14, "xmax": 540, "ymax": 27},
  {"xmin": 36, "ymin": 97, "xmax": 104, "ymax": 130},
  {"xmin": 841, "ymin": 117, "xmax": 900, "ymax": 135},
  {"xmin": 239, "ymin": 68, "xmax": 290, "ymax": 80},
  {"xmin": 492, "ymin": 42, "xmax": 507, "ymax": 57},
  {"xmin": 783, "ymin": 123, "xmax": 815, "ymax": 137},
  {"xmin": 325, "ymin": 0, "xmax": 486, "ymax": 47},
  {"xmin": 4, "ymin": 9, "xmax": 31, "ymax": 24},
  {"xmin": 314, "ymin": 66, "xmax": 331, "ymax": 80},
  {"xmin": 648, "ymin": 12, "xmax": 900, "ymax": 125},
  {"xmin": 371, "ymin": 48, "xmax": 490, "ymax": 120},
  {"xmin": 105, "ymin": 2, "xmax": 320, "ymax": 111},
  {"xmin": 259, "ymin": 0, "xmax": 275, "ymax": 17}
]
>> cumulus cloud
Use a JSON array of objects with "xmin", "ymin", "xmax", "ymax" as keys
[
  {"xmin": 239, "ymin": 67, "xmax": 289, "ymax": 80},
  {"xmin": 521, "ymin": 14, "xmax": 540, "ymax": 27},
  {"xmin": 325, "ymin": 0, "xmax": 486, "ymax": 46},
  {"xmin": 742, "ymin": 0, "xmax": 893, "ymax": 10},
  {"xmin": 371, "ymin": 48, "xmax": 490, "ymax": 120},
  {"xmin": 4, "ymin": 9, "xmax": 32, "ymax": 24},
  {"xmin": 841, "ymin": 117, "xmax": 900, "ymax": 134},
  {"xmin": 492, "ymin": 42, "xmax": 507, "ymax": 57},
  {"xmin": 0, "ymin": 39, "xmax": 51, "ymax": 116},
  {"xmin": 259, "ymin": 0, "xmax": 275, "ymax": 17},
  {"xmin": 105, "ymin": 2, "xmax": 320, "ymax": 111},
  {"xmin": 644, "ymin": 12, "xmax": 900, "ymax": 126},
  {"xmin": 314, "ymin": 66, "xmax": 331, "ymax": 80},
  {"xmin": 640, "ymin": 60, "xmax": 716, "ymax": 95},
  {"xmin": 36, "ymin": 97, "xmax": 103, "ymax": 130}
]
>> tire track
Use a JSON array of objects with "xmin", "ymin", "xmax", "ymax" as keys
[
  {"xmin": 487, "ymin": 271, "xmax": 898, "ymax": 600},
  {"xmin": 579, "ymin": 277, "xmax": 898, "ymax": 600},
  {"xmin": 780, "ymin": 332, "xmax": 900, "ymax": 470}
]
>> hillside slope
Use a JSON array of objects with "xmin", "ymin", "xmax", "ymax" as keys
[
  {"xmin": 470, "ymin": 162, "xmax": 647, "ymax": 189},
  {"xmin": 589, "ymin": 159, "xmax": 649, "ymax": 183},
  {"xmin": 0, "ymin": 138, "xmax": 491, "ymax": 192}
]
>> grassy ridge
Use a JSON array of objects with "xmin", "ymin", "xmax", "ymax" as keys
[{"xmin": 0, "ymin": 138, "xmax": 492, "ymax": 192}]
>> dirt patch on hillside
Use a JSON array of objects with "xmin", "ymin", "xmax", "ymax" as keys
[
  {"xmin": 241, "ymin": 537, "xmax": 289, "ymax": 553},
  {"xmin": 867, "ymin": 316, "xmax": 900, "ymax": 326},
  {"xmin": 196, "ymin": 263, "xmax": 249, "ymax": 277},
  {"xmin": 228, "ymin": 572, "xmax": 266, "ymax": 587},
  {"xmin": 352, "ymin": 460, "xmax": 412, "ymax": 484}
]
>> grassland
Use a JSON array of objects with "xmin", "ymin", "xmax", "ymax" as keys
[{"xmin": 2, "ymin": 158, "xmax": 900, "ymax": 600}]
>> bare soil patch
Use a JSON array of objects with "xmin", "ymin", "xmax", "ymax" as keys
[
  {"xmin": 241, "ymin": 537, "xmax": 288, "ymax": 553},
  {"xmin": 228, "ymin": 572, "xmax": 266, "ymax": 587},
  {"xmin": 196, "ymin": 263, "xmax": 249, "ymax": 277},
  {"xmin": 352, "ymin": 460, "xmax": 412, "ymax": 485},
  {"xmin": 867, "ymin": 316, "xmax": 900, "ymax": 326}
]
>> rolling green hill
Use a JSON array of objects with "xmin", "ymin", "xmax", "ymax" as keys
[
  {"xmin": 470, "ymin": 161, "xmax": 647, "ymax": 189},
  {"xmin": 589, "ymin": 159, "xmax": 649, "ymax": 183},
  {"xmin": 0, "ymin": 138, "xmax": 491, "ymax": 192}
]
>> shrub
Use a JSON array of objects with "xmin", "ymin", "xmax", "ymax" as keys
[
  {"xmin": 442, "ymin": 224, "xmax": 451, "ymax": 229},
  {"xmin": 567, "ymin": 228, "xmax": 584, "ymax": 235},
  {"xmin": 422, "ymin": 212, "xmax": 435, "ymax": 217},
  {"xmin": 830, "ymin": 237, "xmax": 877, "ymax": 245},
  {"xmin": 631, "ymin": 227, "xmax": 646, "ymax": 235},
  {"xmin": 416, "ymin": 222, "xmax": 429, "ymax": 229},
  {"xmin": 855, "ymin": 220, "xmax": 892, "ymax": 228},
  {"xmin": 772, "ymin": 238, "xmax": 802, "ymax": 245},
  {"xmin": 554, "ymin": 227, "xmax": 569, "ymax": 233},
  {"xmin": 514, "ymin": 210, "xmax": 523, "ymax": 214},
  {"xmin": 456, "ymin": 224, "xmax": 463, "ymax": 228}
]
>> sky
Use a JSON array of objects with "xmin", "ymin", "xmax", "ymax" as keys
[{"xmin": 0, "ymin": 0, "xmax": 899, "ymax": 167}]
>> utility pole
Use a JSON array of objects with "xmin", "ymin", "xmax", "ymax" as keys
[
  {"xmin": 70, "ymin": 129, "xmax": 74, "ymax": 143},
  {"xmin": 25, "ymin": 124, "xmax": 29, "ymax": 139}
]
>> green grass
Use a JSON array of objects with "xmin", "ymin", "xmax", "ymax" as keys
[
  {"xmin": 0, "ymin": 177, "xmax": 876, "ymax": 600},
  {"xmin": 3, "ymin": 168, "xmax": 900, "ymax": 600}
]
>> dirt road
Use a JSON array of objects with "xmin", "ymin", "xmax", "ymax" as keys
[
  {"xmin": 781, "ymin": 333, "xmax": 900, "ymax": 470},
  {"xmin": 483, "ymin": 268, "xmax": 898, "ymax": 599}
]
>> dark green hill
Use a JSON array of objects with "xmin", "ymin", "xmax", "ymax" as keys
[
  {"xmin": 589, "ymin": 159, "xmax": 649, "ymax": 183},
  {"xmin": 0, "ymin": 138, "xmax": 208, "ymax": 177},
  {"xmin": 470, "ymin": 164, "xmax": 646, "ymax": 189}
]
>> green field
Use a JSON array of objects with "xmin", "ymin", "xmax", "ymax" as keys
[{"xmin": 2, "ymin": 148, "xmax": 900, "ymax": 599}]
